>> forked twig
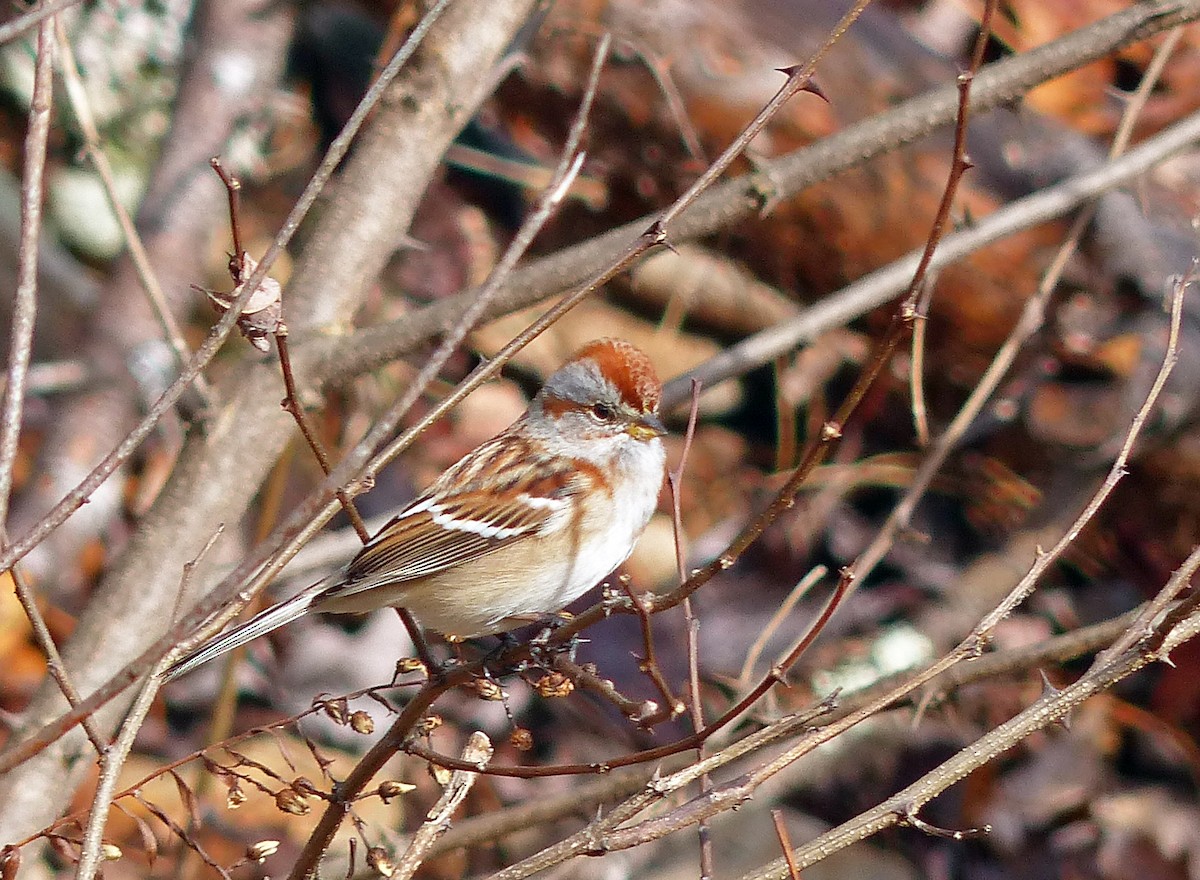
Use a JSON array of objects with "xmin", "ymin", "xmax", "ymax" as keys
[
  {"xmin": 393, "ymin": 732, "xmax": 493, "ymax": 880},
  {"xmin": 831, "ymin": 18, "xmax": 1188, "ymax": 594},
  {"xmin": 0, "ymin": 0, "xmax": 459, "ymax": 594},
  {"xmin": 74, "ymin": 528, "xmax": 223, "ymax": 880}
]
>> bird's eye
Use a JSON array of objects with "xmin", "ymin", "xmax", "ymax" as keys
[{"xmin": 591, "ymin": 402, "xmax": 616, "ymax": 422}]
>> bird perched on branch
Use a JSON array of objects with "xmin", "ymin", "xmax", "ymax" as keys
[{"xmin": 165, "ymin": 339, "xmax": 667, "ymax": 680}]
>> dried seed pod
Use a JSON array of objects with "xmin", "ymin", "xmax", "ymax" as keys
[
  {"xmin": 378, "ymin": 780, "xmax": 416, "ymax": 803},
  {"xmin": 246, "ymin": 840, "xmax": 280, "ymax": 863},
  {"xmin": 1, "ymin": 845, "xmax": 20, "ymax": 880},
  {"xmin": 291, "ymin": 776, "xmax": 318, "ymax": 795},
  {"xmin": 509, "ymin": 728, "xmax": 534, "ymax": 751},
  {"xmin": 366, "ymin": 846, "xmax": 395, "ymax": 877},
  {"xmin": 415, "ymin": 714, "xmax": 443, "ymax": 734},
  {"xmin": 274, "ymin": 787, "xmax": 310, "ymax": 815},
  {"xmin": 321, "ymin": 697, "xmax": 349, "ymax": 725},
  {"xmin": 204, "ymin": 254, "xmax": 283, "ymax": 351},
  {"xmin": 394, "ymin": 657, "xmax": 427, "ymax": 676},
  {"xmin": 226, "ymin": 781, "xmax": 246, "ymax": 809},
  {"xmin": 350, "ymin": 710, "xmax": 375, "ymax": 735},
  {"xmin": 534, "ymin": 672, "xmax": 574, "ymax": 698},
  {"xmin": 466, "ymin": 678, "xmax": 504, "ymax": 701}
]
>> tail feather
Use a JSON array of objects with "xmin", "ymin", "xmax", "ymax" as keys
[{"xmin": 162, "ymin": 580, "xmax": 330, "ymax": 682}]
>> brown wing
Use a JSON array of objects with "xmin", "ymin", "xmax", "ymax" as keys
[{"xmin": 319, "ymin": 435, "xmax": 578, "ymax": 601}]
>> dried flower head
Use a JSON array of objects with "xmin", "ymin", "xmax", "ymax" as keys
[
  {"xmin": 367, "ymin": 846, "xmax": 395, "ymax": 877},
  {"xmin": 378, "ymin": 780, "xmax": 416, "ymax": 803},
  {"xmin": 320, "ymin": 697, "xmax": 349, "ymax": 725},
  {"xmin": 466, "ymin": 678, "xmax": 504, "ymax": 701},
  {"xmin": 350, "ymin": 710, "xmax": 375, "ymax": 734},
  {"xmin": 246, "ymin": 840, "xmax": 280, "ymax": 863},
  {"xmin": 274, "ymin": 787, "xmax": 310, "ymax": 816},
  {"xmin": 535, "ymin": 672, "xmax": 574, "ymax": 698}
]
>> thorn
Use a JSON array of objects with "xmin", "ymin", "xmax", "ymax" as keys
[
  {"xmin": 1038, "ymin": 669, "xmax": 1062, "ymax": 697},
  {"xmin": 799, "ymin": 77, "xmax": 829, "ymax": 103},
  {"xmin": 772, "ymin": 67, "xmax": 829, "ymax": 104},
  {"xmin": 1039, "ymin": 670, "xmax": 1072, "ymax": 730},
  {"xmin": 643, "ymin": 219, "xmax": 670, "ymax": 249}
]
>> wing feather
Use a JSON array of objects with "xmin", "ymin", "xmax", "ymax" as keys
[{"xmin": 320, "ymin": 435, "xmax": 579, "ymax": 602}]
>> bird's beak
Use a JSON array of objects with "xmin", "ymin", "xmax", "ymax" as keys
[{"xmin": 626, "ymin": 412, "xmax": 667, "ymax": 441}]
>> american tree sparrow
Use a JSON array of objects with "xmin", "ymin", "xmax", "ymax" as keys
[{"xmin": 166, "ymin": 338, "xmax": 667, "ymax": 679}]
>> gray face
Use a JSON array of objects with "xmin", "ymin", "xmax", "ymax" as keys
[{"xmin": 536, "ymin": 359, "xmax": 633, "ymax": 439}]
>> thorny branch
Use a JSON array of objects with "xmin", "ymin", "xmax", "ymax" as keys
[
  {"xmin": 2, "ymin": 17, "xmax": 107, "ymax": 757},
  {"xmin": 2, "ymin": 2, "xmax": 1194, "ymax": 785},
  {"xmin": 484, "ymin": 268, "xmax": 1191, "ymax": 880},
  {"xmin": 7, "ymin": 6, "xmax": 1200, "ymax": 878}
]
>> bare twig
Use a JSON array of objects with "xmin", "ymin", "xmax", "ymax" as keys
[
  {"xmin": 0, "ymin": 19, "xmax": 53, "ymax": 527},
  {"xmin": 668, "ymin": 380, "xmax": 711, "ymax": 875},
  {"xmin": 54, "ymin": 22, "xmax": 213, "ymax": 406},
  {"xmin": 843, "ymin": 19, "xmax": 1187, "ymax": 597},
  {"xmin": 737, "ymin": 566, "xmax": 826, "ymax": 689},
  {"xmin": 2, "ymin": 19, "xmax": 107, "ymax": 757},
  {"xmin": 484, "ymin": 697, "xmax": 838, "ymax": 880},
  {"xmin": 334, "ymin": 0, "xmax": 1200, "ymax": 388},
  {"xmin": 74, "ymin": 527, "xmax": 222, "ymax": 880},
  {"xmin": 393, "ymin": 732, "xmax": 493, "ymax": 880},
  {"xmin": 909, "ymin": 279, "xmax": 934, "ymax": 446},
  {"xmin": 0, "ymin": 0, "xmax": 81, "ymax": 46},
  {"xmin": 656, "ymin": 0, "xmax": 866, "ymax": 229},
  {"xmin": 619, "ymin": 576, "xmax": 685, "ymax": 723},
  {"xmin": 771, "ymin": 811, "xmax": 802, "ymax": 880},
  {"xmin": 744, "ymin": 598, "xmax": 1200, "ymax": 879}
]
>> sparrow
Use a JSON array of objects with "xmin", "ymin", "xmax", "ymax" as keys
[{"xmin": 165, "ymin": 338, "xmax": 667, "ymax": 679}]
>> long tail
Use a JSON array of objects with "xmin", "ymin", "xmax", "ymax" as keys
[{"xmin": 162, "ymin": 578, "xmax": 334, "ymax": 682}]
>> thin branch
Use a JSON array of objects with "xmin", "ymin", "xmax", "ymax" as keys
[
  {"xmin": 393, "ymin": 732, "xmax": 493, "ymax": 880},
  {"xmin": 619, "ymin": 575, "xmax": 684, "ymax": 723},
  {"xmin": 663, "ymin": 107, "xmax": 1200, "ymax": 405},
  {"xmin": 54, "ymin": 22, "xmax": 213, "ymax": 407},
  {"xmin": 0, "ymin": 17, "xmax": 53, "ymax": 527},
  {"xmin": 0, "ymin": 0, "xmax": 81, "ymax": 46},
  {"xmin": 74, "ymin": 665, "xmax": 168, "ymax": 874},
  {"xmin": 331, "ymin": 0, "xmax": 1200, "ymax": 388},
  {"xmin": 744, "ymin": 601, "xmax": 1200, "ymax": 880},
  {"xmin": 737, "ymin": 566, "xmax": 826, "ymax": 689},
  {"xmin": 276, "ymin": 331, "xmax": 370, "ymax": 542},
  {"xmin": 844, "ymin": 19, "xmax": 1188, "ymax": 598},
  {"xmin": 0, "ymin": 0, "xmax": 459, "ymax": 586},
  {"xmin": 74, "ymin": 526, "xmax": 221, "ymax": 880},
  {"xmin": 771, "ymin": 811, "xmax": 802, "ymax": 880},
  {"xmin": 909, "ymin": 279, "xmax": 934, "ymax": 446},
  {"xmin": 2, "ymin": 18, "xmax": 107, "ymax": 757},
  {"xmin": 655, "ymin": 0, "xmax": 866, "ymax": 229},
  {"xmin": 669, "ymin": 380, "xmax": 708, "ymax": 874}
]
